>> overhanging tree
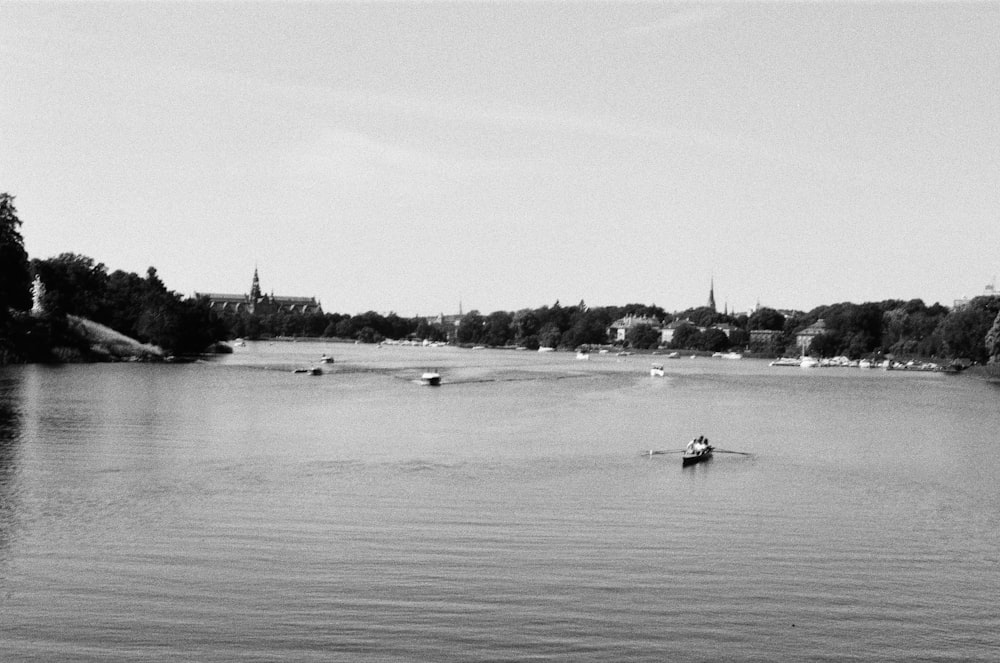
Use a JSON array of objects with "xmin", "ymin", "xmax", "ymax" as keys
[{"xmin": 0, "ymin": 193, "xmax": 32, "ymax": 318}]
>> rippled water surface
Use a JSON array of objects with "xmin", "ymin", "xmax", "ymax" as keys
[{"xmin": 1, "ymin": 343, "xmax": 998, "ymax": 661}]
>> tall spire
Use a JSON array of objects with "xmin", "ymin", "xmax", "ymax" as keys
[
  {"xmin": 250, "ymin": 266, "xmax": 262, "ymax": 300},
  {"xmin": 708, "ymin": 278, "xmax": 716, "ymax": 312}
]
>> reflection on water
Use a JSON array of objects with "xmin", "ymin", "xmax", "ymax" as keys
[
  {"xmin": 0, "ymin": 373, "xmax": 23, "ymax": 556},
  {"xmin": 0, "ymin": 347, "xmax": 998, "ymax": 662}
]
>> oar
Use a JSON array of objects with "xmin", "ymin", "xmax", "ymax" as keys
[
  {"xmin": 712, "ymin": 448, "xmax": 752, "ymax": 456},
  {"xmin": 643, "ymin": 449, "xmax": 687, "ymax": 456}
]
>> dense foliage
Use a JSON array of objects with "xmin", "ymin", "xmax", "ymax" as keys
[
  {"xmin": 3, "ymin": 190, "xmax": 1000, "ymax": 365},
  {"xmin": 0, "ymin": 195, "xmax": 32, "ymax": 318},
  {"xmin": 987, "ymin": 311, "xmax": 1000, "ymax": 364},
  {"xmin": 1, "ymin": 195, "xmax": 38, "ymax": 362},
  {"xmin": 29, "ymin": 254, "xmax": 227, "ymax": 356}
]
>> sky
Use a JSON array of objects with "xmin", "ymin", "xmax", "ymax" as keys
[{"xmin": 2, "ymin": 2, "xmax": 998, "ymax": 317}]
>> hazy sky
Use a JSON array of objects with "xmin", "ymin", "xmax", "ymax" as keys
[{"xmin": 2, "ymin": 2, "xmax": 998, "ymax": 316}]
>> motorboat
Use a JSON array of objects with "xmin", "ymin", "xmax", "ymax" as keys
[
  {"xmin": 769, "ymin": 357, "xmax": 801, "ymax": 367},
  {"xmin": 319, "ymin": 354, "xmax": 334, "ymax": 364},
  {"xmin": 650, "ymin": 364, "xmax": 665, "ymax": 377},
  {"xmin": 800, "ymin": 357, "xmax": 820, "ymax": 368},
  {"xmin": 576, "ymin": 351, "xmax": 590, "ymax": 360},
  {"xmin": 420, "ymin": 371, "xmax": 441, "ymax": 386}
]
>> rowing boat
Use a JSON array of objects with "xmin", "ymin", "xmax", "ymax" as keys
[{"xmin": 682, "ymin": 445, "xmax": 713, "ymax": 466}]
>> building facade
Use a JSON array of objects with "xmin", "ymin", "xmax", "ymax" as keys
[
  {"xmin": 795, "ymin": 319, "xmax": 827, "ymax": 353},
  {"xmin": 609, "ymin": 315, "xmax": 662, "ymax": 342},
  {"xmin": 196, "ymin": 269, "xmax": 323, "ymax": 316}
]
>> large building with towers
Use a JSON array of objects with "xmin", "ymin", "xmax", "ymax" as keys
[{"xmin": 196, "ymin": 268, "xmax": 323, "ymax": 316}]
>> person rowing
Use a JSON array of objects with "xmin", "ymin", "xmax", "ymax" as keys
[{"xmin": 686, "ymin": 436, "xmax": 708, "ymax": 454}]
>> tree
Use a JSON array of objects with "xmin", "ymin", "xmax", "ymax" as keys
[
  {"xmin": 748, "ymin": 307, "xmax": 785, "ymax": 331},
  {"xmin": 698, "ymin": 328, "xmax": 730, "ymax": 352},
  {"xmin": 456, "ymin": 310, "xmax": 486, "ymax": 345},
  {"xmin": 807, "ymin": 333, "xmax": 840, "ymax": 358},
  {"xmin": 0, "ymin": 194, "xmax": 32, "ymax": 317},
  {"xmin": 626, "ymin": 323, "xmax": 660, "ymax": 349},
  {"xmin": 562, "ymin": 308, "xmax": 614, "ymax": 348},
  {"xmin": 677, "ymin": 306, "xmax": 719, "ymax": 328},
  {"xmin": 670, "ymin": 324, "xmax": 702, "ymax": 350},
  {"xmin": 938, "ymin": 297, "xmax": 1000, "ymax": 363},
  {"xmin": 512, "ymin": 309, "xmax": 541, "ymax": 346},
  {"xmin": 483, "ymin": 310, "xmax": 514, "ymax": 347},
  {"xmin": 32, "ymin": 253, "xmax": 109, "ymax": 319},
  {"xmin": 538, "ymin": 321, "xmax": 562, "ymax": 349},
  {"xmin": 986, "ymin": 311, "xmax": 1000, "ymax": 364}
]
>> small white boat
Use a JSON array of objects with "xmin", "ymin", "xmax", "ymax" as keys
[
  {"xmin": 859, "ymin": 359, "xmax": 873, "ymax": 369},
  {"xmin": 666, "ymin": 352, "xmax": 680, "ymax": 359},
  {"xmin": 650, "ymin": 364, "xmax": 665, "ymax": 377},
  {"xmin": 538, "ymin": 347, "xmax": 555, "ymax": 353},
  {"xmin": 800, "ymin": 357, "xmax": 820, "ymax": 368},
  {"xmin": 420, "ymin": 371, "xmax": 441, "ymax": 386},
  {"xmin": 576, "ymin": 351, "xmax": 590, "ymax": 360},
  {"xmin": 770, "ymin": 357, "xmax": 801, "ymax": 367},
  {"xmin": 319, "ymin": 354, "xmax": 334, "ymax": 364}
]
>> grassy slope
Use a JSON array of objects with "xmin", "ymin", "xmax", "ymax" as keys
[{"xmin": 66, "ymin": 315, "xmax": 164, "ymax": 361}]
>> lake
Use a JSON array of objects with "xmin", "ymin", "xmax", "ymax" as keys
[{"xmin": 1, "ymin": 343, "xmax": 998, "ymax": 661}]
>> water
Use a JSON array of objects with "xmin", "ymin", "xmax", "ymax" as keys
[{"xmin": 1, "ymin": 343, "xmax": 998, "ymax": 661}]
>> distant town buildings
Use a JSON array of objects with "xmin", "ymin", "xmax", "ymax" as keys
[
  {"xmin": 608, "ymin": 314, "xmax": 662, "ymax": 341},
  {"xmin": 953, "ymin": 280, "xmax": 1000, "ymax": 309},
  {"xmin": 659, "ymin": 319, "xmax": 689, "ymax": 345},
  {"xmin": 795, "ymin": 318, "xmax": 827, "ymax": 353},
  {"xmin": 196, "ymin": 268, "xmax": 323, "ymax": 315}
]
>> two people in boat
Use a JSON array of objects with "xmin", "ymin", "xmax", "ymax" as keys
[{"xmin": 685, "ymin": 435, "xmax": 711, "ymax": 454}]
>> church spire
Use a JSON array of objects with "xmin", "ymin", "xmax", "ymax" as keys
[
  {"xmin": 250, "ymin": 267, "xmax": 262, "ymax": 300},
  {"xmin": 708, "ymin": 278, "xmax": 717, "ymax": 313}
]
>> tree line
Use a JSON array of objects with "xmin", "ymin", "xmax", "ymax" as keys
[{"xmin": 3, "ymin": 191, "xmax": 1000, "ymax": 364}]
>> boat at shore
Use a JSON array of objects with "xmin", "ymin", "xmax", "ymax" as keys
[{"xmin": 769, "ymin": 357, "xmax": 801, "ymax": 367}]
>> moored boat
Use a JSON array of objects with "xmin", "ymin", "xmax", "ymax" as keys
[{"xmin": 650, "ymin": 363, "xmax": 665, "ymax": 377}]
